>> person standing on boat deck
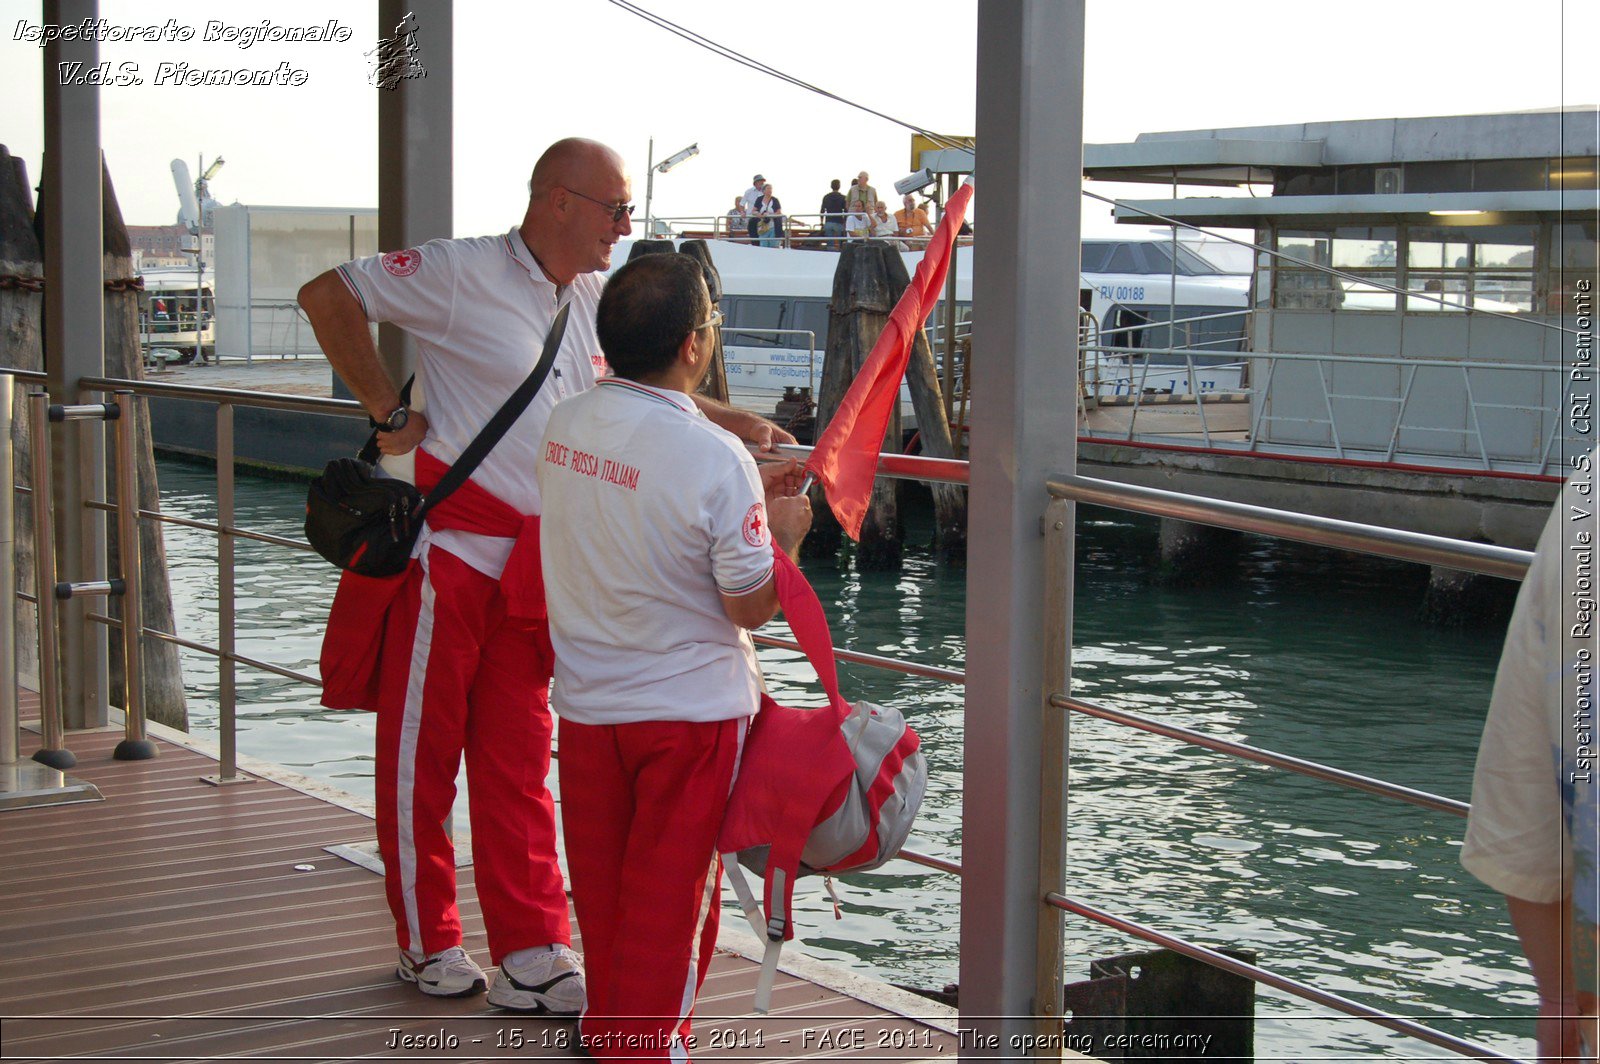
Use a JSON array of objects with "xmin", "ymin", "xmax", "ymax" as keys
[
  {"xmin": 297, "ymin": 138, "xmax": 794, "ymax": 1015},
  {"xmin": 741, "ymin": 173, "xmax": 765, "ymax": 243},
  {"xmin": 1461, "ymin": 456, "xmax": 1599, "ymax": 1061},
  {"xmin": 846, "ymin": 170, "xmax": 877, "ymax": 213},
  {"xmin": 819, "ymin": 179, "xmax": 848, "ymax": 250},
  {"xmin": 754, "ymin": 183, "xmax": 784, "ymax": 248},
  {"xmin": 725, "ymin": 196, "xmax": 747, "ymax": 241},
  {"xmin": 537, "ymin": 253, "xmax": 812, "ymax": 1060}
]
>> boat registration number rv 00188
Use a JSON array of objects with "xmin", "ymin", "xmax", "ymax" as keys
[{"xmin": 1099, "ymin": 284, "xmax": 1147, "ymax": 302}]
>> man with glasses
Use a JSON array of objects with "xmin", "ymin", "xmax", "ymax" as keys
[
  {"xmin": 299, "ymin": 138, "xmax": 792, "ymax": 1017},
  {"xmin": 537, "ymin": 253, "xmax": 811, "ymax": 1058}
]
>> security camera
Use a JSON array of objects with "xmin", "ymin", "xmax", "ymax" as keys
[{"xmin": 894, "ymin": 167, "xmax": 936, "ymax": 196}]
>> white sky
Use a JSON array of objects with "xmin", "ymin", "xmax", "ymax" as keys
[{"xmin": 2, "ymin": 0, "xmax": 1595, "ymax": 240}]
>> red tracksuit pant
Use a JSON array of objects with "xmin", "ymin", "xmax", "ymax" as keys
[
  {"xmin": 374, "ymin": 545, "xmax": 570, "ymax": 963},
  {"xmin": 558, "ymin": 717, "xmax": 744, "ymax": 1062}
]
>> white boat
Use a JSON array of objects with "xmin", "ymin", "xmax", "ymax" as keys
[
  {"xmin": 612, "ymin": 234, "xmax": 1254, "ymax": 419},
  {"xmin": 138, "ymin": 268, "xmax": 215, "ymax": 365}
]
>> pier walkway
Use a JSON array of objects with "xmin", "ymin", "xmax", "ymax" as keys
[{"xmin": 0, "ymin": 690, "xmax": 1002, "ymax": 1063}]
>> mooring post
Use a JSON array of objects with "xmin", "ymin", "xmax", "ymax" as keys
[
  {"xmin": 814, "ymin": 243, "xmax": 902, "ymax": 571},
  {"xmin": 884, "ymin": 251, "xmax": 968, "ymax": 564},
  {"xmin": 678, "ymin": 239, "xmax": 731, "ymax": 405},
  {"xmin": 101, "ymin": 157, "xmax": 187, "ymax": 730}
]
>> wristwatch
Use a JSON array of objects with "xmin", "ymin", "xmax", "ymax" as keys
[{"xmin": 376, "ymin": 405, "xmax": 410, "ymax": 433}]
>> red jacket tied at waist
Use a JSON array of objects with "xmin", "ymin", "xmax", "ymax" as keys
[{"xmin": 319, "ymin": 447, "xmax": 545, "ymax": 710}]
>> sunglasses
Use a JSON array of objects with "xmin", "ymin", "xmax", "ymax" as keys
[
  {"xmin": 692, "ymin": 309, "xmax": 723, "ymax": 332},
  {"xmin": 564, "ymin": 186, "xmax": 636, "ymax": 223}
]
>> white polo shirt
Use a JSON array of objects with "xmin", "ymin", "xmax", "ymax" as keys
[
  {"xmin": 337, "ymin": 228, "xmax": 607, "ymax": 578},
  {"xmin": 537, "ymin": 378, "xmax": 774, "ymax": 724}
]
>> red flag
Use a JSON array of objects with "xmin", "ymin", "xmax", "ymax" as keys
[{"xmin": 804, "ymin": 178, "xmax": 973, "ymax": 539}]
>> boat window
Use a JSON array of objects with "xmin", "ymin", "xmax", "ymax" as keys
[
  {"xmin": 1547, "ymin": 221, "xmax": 1598, "ymax": 313},
  {"xmin": 1552, "ymin": 157, "xmax": 1598, "ymax": 191},
  {"xmin": 1079, "ymin": 243, "xmax": 1112, "ymax": 272},
  {"xmin": 1105, "ymin": 244, "xmax": 1141, "ymax": 274},
  {"xmin": 1140, "ymin": 242, "xmax": 1229, "ymax": 277},
  {"xmin": 721, "ymin": 295, "xmax": 788, "ymax": 347},
  {"xmin": 1405, "ymin": 224, "xmax": 1535, "ymax": 312},
  {"xmin": 1273, "ymin": 230, "xmax": 1339, "ymax": 309},
  {"xmin": 1402, "ymin": 161, "xmax": 1473, "ymax": 194},
  {"xmin": 1111, "ymin": 304, "xmax": 1248, "ymax": 355},
  {"xmin": 787, "ymin": 299, "xmax": 829, "ymax": 351},
  {"xmin": 1473, "ymin": 158, "xmax": 1548, "ymax": 192}
]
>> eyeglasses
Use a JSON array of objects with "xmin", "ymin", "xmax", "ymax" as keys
[
  {"xmin": 563, "ymin": 186, "xmax": 635, "ymax": 223},
  {"xmin": 692, "ymin": 309, "xmax": 723, "ymax": 332}
]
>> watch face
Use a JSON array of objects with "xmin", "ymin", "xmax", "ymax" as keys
[{"xmin": 387, "ymin": 407, "xmax": 409, "ymax": 432}]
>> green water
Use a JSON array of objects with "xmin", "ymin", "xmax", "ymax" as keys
[{"xmin": 153, "ymin": 458, "xmax": 1531, "ymax": 1061}]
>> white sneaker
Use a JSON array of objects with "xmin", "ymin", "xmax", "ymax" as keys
[
  {"xmin": 486, "ymin": 945, "xmax": 585, "ymax": 1014},
  {"xmin": 396, "ymin": 945, "xmax": 487, "ymax": 998}
]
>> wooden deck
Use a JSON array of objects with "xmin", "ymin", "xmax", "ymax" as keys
[{"xmin": 0, "ymin": 694, "xmax": 968, "ymax": 1063}]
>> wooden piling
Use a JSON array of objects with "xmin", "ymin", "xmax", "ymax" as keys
[
  {"xmin": 99, "ymin": 159, "xmax": 188, "ymax": 730},
  {"xmin": 882, "ymin": 252, "xmax": 968, "ymax": 565},
  {"xmin": 804, "ymin": 242, "xmax": 902, "ymax": 571},
  {"xmin": 0, "ymin": 147, "xmax": 42, "ymax": 689},
  {"xmin": 625, "ymin": 240, "xmax": 730, "ymax": 404}
]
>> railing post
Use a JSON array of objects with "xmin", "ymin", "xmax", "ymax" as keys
[
  {"xmin": 110, "ymin": 391, "xmax": 155, "ymax": 760},
  {"xmin": 27, "ymin": 391, "xmax": 72, "ymax": 770},
  {"xmin": 0, "ymin": 375, "xmax": 15, "ymax": 766},
  {"xmin": 203, "ymin": 402, "xmax": 249, "ymax": 786},
  {"xmin": 1034, "ymin": 496, "xmax": 1074, "ymax": 1041}
]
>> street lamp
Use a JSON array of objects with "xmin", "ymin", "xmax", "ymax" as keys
[{"xmin": 643, "ymin": 139, "xmax": 699, "ymax": 239}]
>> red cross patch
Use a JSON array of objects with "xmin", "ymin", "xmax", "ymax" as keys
[
  {"xmin": 381, "ymin": 249, "xmax": 422, "ymax": 277},
  {"xmin": 741, "ymin": 503, "xmax": 768, "ymax": 547}
]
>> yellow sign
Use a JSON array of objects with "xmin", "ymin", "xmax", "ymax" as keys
[{"xmin": 911, "ymin": 134, "xmax": 975, "ymax": 171}]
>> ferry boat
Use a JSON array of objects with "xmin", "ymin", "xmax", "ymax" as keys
[
  {"xmin": 137, "ymin": 267, "xmax": 215, "ymax": 365},
  {"xmin": 612, "ymin": 233, "xmax": 1253, "ymax": 415}
]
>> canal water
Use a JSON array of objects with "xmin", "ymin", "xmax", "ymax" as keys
[{"xmin": 154, "ymin": 457, "xmax": 1530, "ymax": 1060}]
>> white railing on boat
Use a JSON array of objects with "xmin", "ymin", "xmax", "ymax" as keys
[{"xmin": 2, "ymin": 366, "xmax": 1540, "ymax": 1062}]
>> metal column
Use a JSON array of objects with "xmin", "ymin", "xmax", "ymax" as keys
[
  {"xmin": 42, "ymin": 0, "xmax": 109, "ymax": 730},
  {"xmin": 375, "ymin": 0, "xmax": 453, "ymax": 386},
  {"xmin": 0, "ymin": 375, "xmax": 14, "ymax": 768},
  {"xmin": 961, "ymin": 1, "xmax": 1085, "ymax": 1055}
]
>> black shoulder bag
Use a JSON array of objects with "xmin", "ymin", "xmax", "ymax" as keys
[{"xmin": 305, "ymin": 303, "xmax": 572, "ymax": 578}]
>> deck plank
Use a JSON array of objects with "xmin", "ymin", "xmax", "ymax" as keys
[{"xmin": 1, "ymin": 710, "xmax": 963, "ymax": 1061}]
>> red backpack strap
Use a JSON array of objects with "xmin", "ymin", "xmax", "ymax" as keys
[{"xmin": 770, "ymin": 546, "xmax": 847, "ymax": 716}]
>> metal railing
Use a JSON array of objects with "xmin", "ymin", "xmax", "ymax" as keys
[
  {"xmin": 1039, "ymin": 473, "xmax": 1533, "ymax": 1062},
  {"xmin": 4, "ymin": 367, "xmax": 1543, "ymax": 1059},
  {"xmin": 1078, "ymin": 343, "xmax": 1573, "ymax": 476},
  {"xmin": 720, "ymin": 327, "xmax": 819, "ymax": 400}
]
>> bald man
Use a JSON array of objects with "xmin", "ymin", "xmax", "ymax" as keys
[{"xmin": 300, "ymin": 138, "xmax": 792, "ymax": 1015}]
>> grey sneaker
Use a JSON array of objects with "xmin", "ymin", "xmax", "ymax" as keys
[
  {"xmin": 396, "ymin": 945, "xmax": 487, "ymax": 998},
  {"xmin": 486, "ymin": 945, "xmax": 585, "ymax": 1014}
]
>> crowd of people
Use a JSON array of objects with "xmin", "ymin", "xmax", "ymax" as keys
[{"xmin": 723, "ymin": 168, "xmax": 939, "ymax": 250}]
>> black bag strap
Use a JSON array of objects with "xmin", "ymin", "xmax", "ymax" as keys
[{"xmin": 413, "ymin": 301, "xmax": 572, "ymax": 522}]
